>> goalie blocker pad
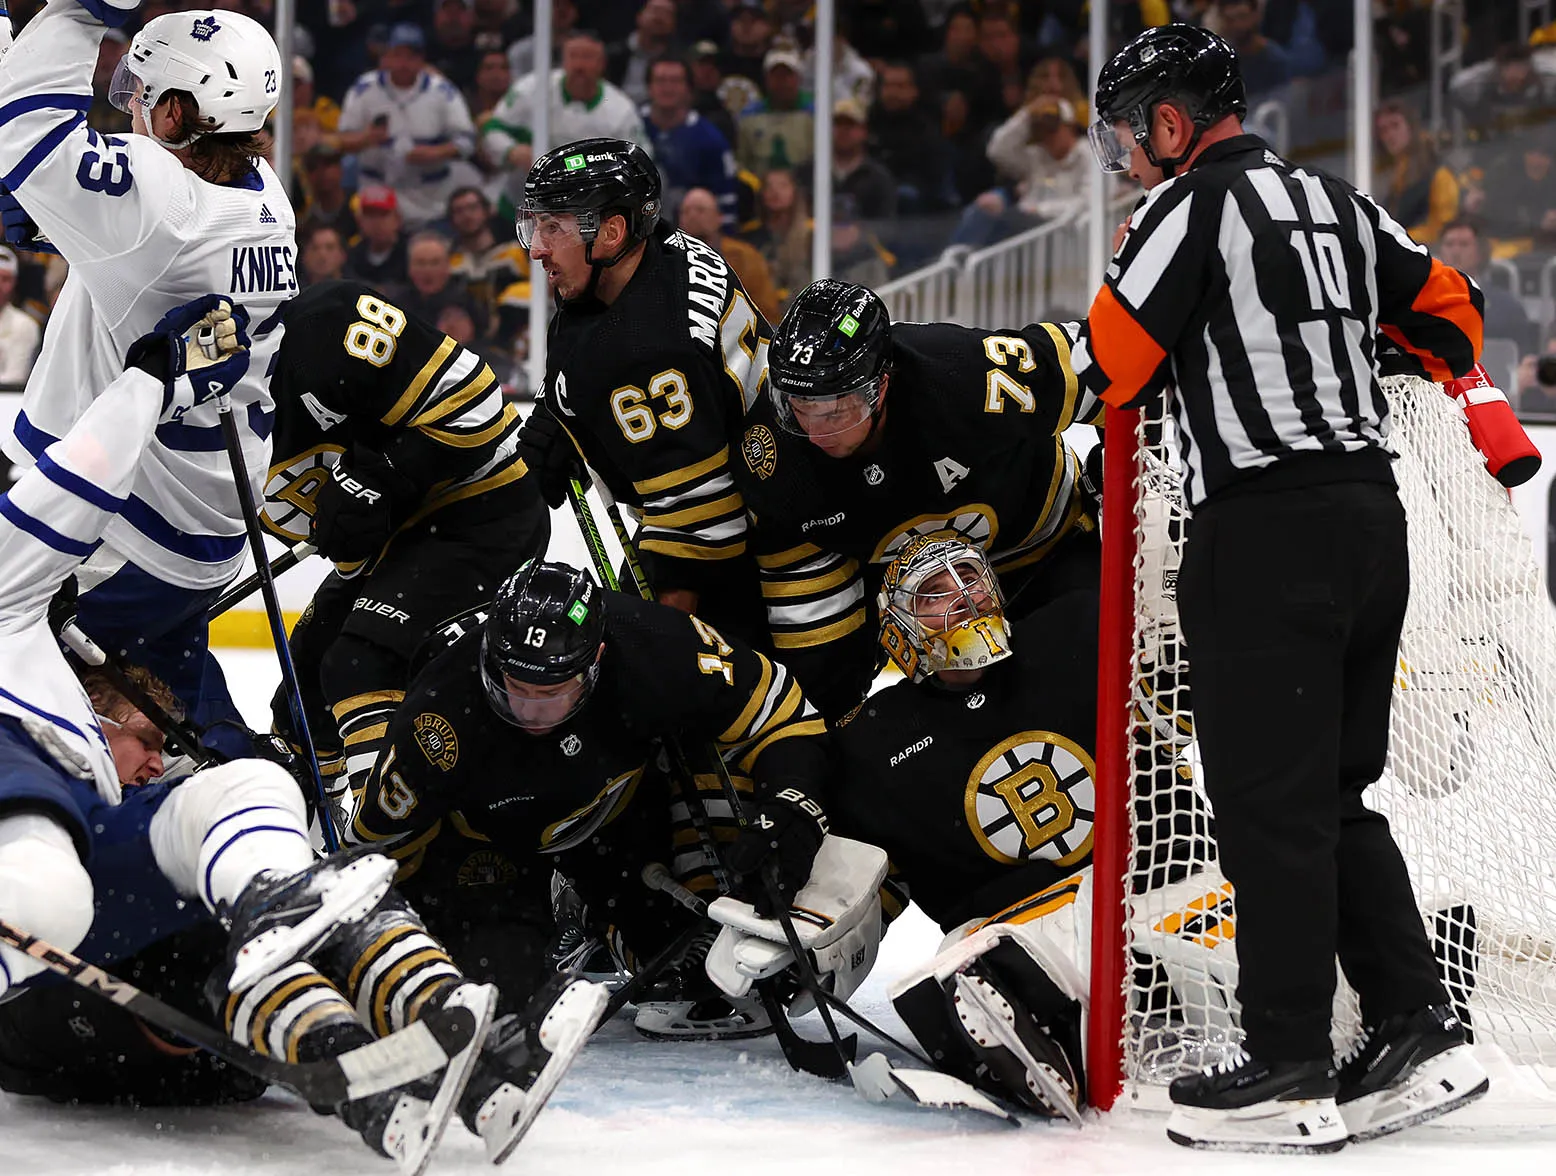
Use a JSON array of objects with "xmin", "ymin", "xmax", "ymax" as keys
[
  {"xmin": 888, "ymin": 871, "xmax": 1091, "ymax": 1119},
  {"xmin": 705, "ymin": 836, "xmax": 888, "ymax": 1013}
]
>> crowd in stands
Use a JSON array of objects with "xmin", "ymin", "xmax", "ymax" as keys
[{"xmin": 0, "ymin": 0, "xmax": 1553, "ymax": 419}]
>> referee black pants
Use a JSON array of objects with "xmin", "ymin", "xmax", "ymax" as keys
[{"xmin": 1177, "ymin": 479, "xmax": 1449, "ymax": 1063}]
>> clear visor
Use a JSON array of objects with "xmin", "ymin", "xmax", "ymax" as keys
[
  {"xmin": 516, "ymin": 209, "xmax": 585, "ymax": 252},
  {"xmin": 1089, "ymin": 117, "xmax": 1137, "ymax": 174},
  {"xmin": 109, "ymin": 58, "xmax": 149, "ymax": 115},
  {"xmin": 481, "ymin": 664, "xmax": 597, "ymax": 732},
  {"xmin": 771, "ymin": 375, "xmax": 881, "ymax": 440}
]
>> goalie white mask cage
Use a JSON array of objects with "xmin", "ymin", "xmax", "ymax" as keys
[{"xmin": 1088, "ymin": 374, "xmax": 1556, "ymax": 1109}]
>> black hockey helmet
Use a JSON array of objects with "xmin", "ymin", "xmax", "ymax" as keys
[
  {"xmin": 1090, "ymin": 24, "xmax": 1246, "ymax": 178},
  {"xmin": 480, "ymin": 560, "xmax": 606, "ymax": 731},
  {"xmin": 767, "ymin": 279, "xmax": 892, "ymax": 440},
  {"xmin": 518, "ymin": 137, "xmax": 661, "ymax": 268}
]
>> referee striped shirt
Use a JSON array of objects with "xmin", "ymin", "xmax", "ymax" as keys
[{"xmin": 1071, "ymin": 135, "xmax": 1484, "ymax": 506}]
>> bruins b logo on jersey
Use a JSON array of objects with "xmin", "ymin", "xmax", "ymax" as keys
[
  {"xmin": 742, "ymin": 424, "xmax": 778, "ymax": 480},
  {"xmin": 262, "ymin": 443, "xmax": 345, "ymax": 542},
  {"xmin": 964, "ymin": 731, "xmax": 1095, "ymax": 867}
]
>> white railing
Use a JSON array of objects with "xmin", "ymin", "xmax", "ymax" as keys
[{"xmin": 874, "ymin": 253, "xmax": 962, "ymax": 323}]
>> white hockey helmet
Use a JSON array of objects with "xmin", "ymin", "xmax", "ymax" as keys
[{"xmin": 110, "ymin": 11, "xmax": 282, "ymax": 145}]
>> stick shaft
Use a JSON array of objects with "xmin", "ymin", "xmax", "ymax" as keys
[{"xmin": 208, "ymin": 541, "xmax": 315, "ymax": 618}]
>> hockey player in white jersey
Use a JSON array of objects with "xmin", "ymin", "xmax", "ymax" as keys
[{"xmin": 0, "ymin": 2, "xmax": 297, "ymax": 761}]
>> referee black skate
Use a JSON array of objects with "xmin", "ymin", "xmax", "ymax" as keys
[{"xmin": 1075, "ymin": 24, "xmax": 1504, "ymax": 1153}]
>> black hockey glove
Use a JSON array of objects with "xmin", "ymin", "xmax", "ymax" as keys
[
  {"xmin": 726, "ymin": 787, "xmax": 829, "ymax": 917},
  {"xmin": 1375, "ymin": 334, "xmax": 1427, "ymax": 379},
  {"xmin": 47, "ymin": 575, "xmax": 80, "ymax": 640},
  {"xmin": 309, "ymin": 452, "xmax": 417, "ymax": 564},
  {"xmin": 517, "ymin": 406, "xmax": 586, "ymax": 508},
  {"xmin": 0, "ymin": 185, "xmax": 60, "ymax": 256}
]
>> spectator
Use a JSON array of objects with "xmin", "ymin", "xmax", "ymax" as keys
[
  {"xmin": 430, "ymin": 0, "xmax": 482, "ymax": 94},
  {"xmin": 976, "ymin": 5, "xmax": 1035, "ymax": 122},
  {"xmin": 1027, "ymin": 55, "xmax": 1088, "ymax": 118},
  {"xmin": 722, "ymin": 0, "xmax": 776, "ymax": 85},
  {"xmin": 1215, "ymin": 0, "xmax": 1292, "ymax": 99},
  {"xmin": 436, "ymin": 302, "xmax": 512, "ymax": 380},
  {"xmin": 950, "ymin": 94, "xmax": 1088, "ymax": 248},
  {"xmin": 298, "ymin": 224, "xmax": 352, "ymax": 288},
  {"xmin": 743, "ymin": 167, "xmax": 812, "ymax": 308},
  {"xmin": 1477, "ymin": 126, "xmax": 1556, "ymax": 251},
  {"xmin": 507, "ymin": 0, "xmax": 578, "ymax": 78},
  {"xmin": 402, "ymin": 231, "xmax": 480, "ymax": 327},
  {"xmin": 737, "ymin": 48, "xmax": 815, "ymax": 175},
  {"xmin": 1375, "ymin": 2, "xmax": 1431, "ymax": 93},
  {"xmin": 1374, "ymin": 98, "xmax": 1460, "ymax": 246},
  {"xmin": 688, "ymin": 40, "xmax": 740, "ymax": 145},
  {"xmin": 673, "ymin": 0, "xmax": 733, "ymax": 46},
  {"xmin": 644, "ymin": 56, "xmax": 739, "ymax": 228},
  {"xmin": 611, "ymin": 0, "xmax": 683, "ymax": 106},
  {"xmin": 337, "ymin": 23, "xmax": 478, "ymax": 230},
  {"xmin": 869, "ymin": 60, "xmax": 954, "ymax": 212},
  {"xmin": 804, "ymin": 21, "xmax": 876, "ymax": 109},
  {"xmin": 468, "ymin": 49, "xmax": 512, "ymax": 128},
  {"xmin": 1451, "ymin": 43, "xmax": 1556, "ymax": 141},
  {"xmin": 831, "ymin": 98, "xmax": 897, "ymax": 219},
  {"xmin": 293, "ymin": 54, "xmax": 343, "ymax": 144},
  {"xmin": 1515, "ymin": 331, "xmax": 1556, "ymax": 417},
  {"xmin": 89, "ymin": 28, "xmax": 131, "ymax": 134},
  {"xmin": 845, "ymin": 0, "xmax": 935, "ymax": 61},
  {"xmin": 297, "ymin": 143, "xmax": 360, "ymax": 244},
  {"xmin": 471, "ymin": 0, "xmax": 528, "ymax": 55},
  {"xmin": 829, "ymin": 194, "xmax": 893, "ymax": 290},
  {"xmin": 1436, "ymin": 219, "xmax": 1537, "ymax": 355},
  {"xmin": 0, "ymin": 247, "xmax": 40, "ymax": 386},
  {"xmin": 347, "ymin": 185, "xmax": 411, "ymax": 291},
  {"xmin": 446, "ymin": 186, "xmax": 529, "ymax": 332},
  {"xmin": 483, "ymin": 30, "xmax": 648, "ymax": 216},
  {"xmin": 677, "ymin": 186, "xmax": 781, "ymax": 323},
  {"xmin": 922, "ymin": 4, "xmax": 1002, "ymax": 202}
]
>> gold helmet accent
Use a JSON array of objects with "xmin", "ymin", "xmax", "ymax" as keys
[{"xmin": 878, "ymin": 537, "xmax": 1012, "ymax": 682}]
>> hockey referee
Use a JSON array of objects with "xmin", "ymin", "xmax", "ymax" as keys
[{"xmin": 1073, "ymin": 24, "xmax": 1535, "ymax": 1154}]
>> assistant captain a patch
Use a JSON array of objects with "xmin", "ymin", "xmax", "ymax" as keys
[
  {"xmin": 742, "ymin": 424, "xmax": 778, "ymax": 479},
  {"xmin": 413, "ymin": 713, "xmax": 460, "ymax": 771}
]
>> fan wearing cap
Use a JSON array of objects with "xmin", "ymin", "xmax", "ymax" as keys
[
  {"xmin": 347, "ymin": 559, "xmax": 834, "ymax": 1039},
  {"xmin": 514, "ymin": 137, "xmax": 774, "ymax": 648},
  {"xmin": 0, "ymin": 6, "xmax": 295, "ymax": 763},
  {"xmin": 950, "ymin": 93, "xmax": 1090, "ymax": 248},
  {"xmin": 0, "ymin": 247, "xmax": 39, "ymax": 385},
  {"xmin": 732, "ymin": 278, "xmax": 1097, "ymax": 720},
  {"xmin": 337, "ymin": 23, "xmax": 478, "ymax": 231},
  {"xmin": 736, "ymin": 47, "xmax": 816, "ymax": 175}
]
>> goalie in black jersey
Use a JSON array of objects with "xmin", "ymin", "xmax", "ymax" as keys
[
  {"xmin": 734, "ymin": 279, "xmax": 1101, "ymax": 719},
  {"xmin": 513, "ymin": 138, "xmax": 771, "ymax": 647},
  {"xmin": 261, "ymin": 279, "xmax": 549, "ymax": 823},
  {"xmin": 828, "ymin": 537, "xmax": 1212, "ymax": 1123},
  {"xmin": 347, "ymin": 559, "xmax": 838, "ymax": 1040}
]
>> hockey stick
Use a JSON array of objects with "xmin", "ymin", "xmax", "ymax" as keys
[
  {"xmin": 0, "ymin": 915, "xmax": 476, "ymax": 1106},
  {"xmin": 58, "ymin": 620, "xmax": 228, "ymax": 769},
  {"xmin": 208, "ymin": 540, "xmax": 316, "ymax": 619},
  {"xmin": 215, "ymin": 394, "xmax": 338, "ymax": 852}
]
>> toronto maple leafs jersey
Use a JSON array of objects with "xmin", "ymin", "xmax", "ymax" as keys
[
  {"xmin": 0, "ymin": 4, "xmax": 296, "ymax": 590},
  {"xmin": 734, "ymin": 318, "xmax": 1099, "ymax": 717}
]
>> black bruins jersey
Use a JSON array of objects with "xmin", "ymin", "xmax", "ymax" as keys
[
  {"xmin": 349, "ymin": 592, "xmax": 828, "ymax": 892},
  {"xmin": 831, "ymin": 590, "xmax": 1098, "ymax": 931},
  {"xmin": 262, "ymin": 279, "xmax": 530, "ymax": 575},
  {"xmin": 735, "ymin": 318, "xmax": 1100, "ymax": 716},
  {"xmin": 536, "ymin": 225, "xmax": 771, "ymax": 592}
]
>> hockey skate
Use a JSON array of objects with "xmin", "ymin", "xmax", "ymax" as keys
[
  {"xmin": 222, "ymin": 847, "xmax": 399, "ymax": 992},
  {"xmin": 1166, "ymin": 1050, "xmax": 1347, "ymax": 1153},
  {"xmin": 950, "ymin": 970, "xmax": 1084, "ymax": 1123},
  {"xmin": 342, "ymin": 981, "xmax": 498, "ymax": 1175},
  {"xmin": 1336, "ymin": 1004, "xmax": 1489, "ymax": 1142},
  {"xmin": 459, "ymin": 973, "xmax": 610, "ymax": 1164},
  {"xmin": 546, "ymin": 874, "xmax": 622, "ymax": 982},
  {"xmin": 634, "ymin": 927, "xmax": 772, "ymax": 1040}
]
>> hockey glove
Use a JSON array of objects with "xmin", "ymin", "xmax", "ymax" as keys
[
  {"xmin": 517, "ymin": 406, "xmax": 586, "ymax": 508},
  {"xmin": 726, "ymin": 787, "xmax": 829, "ymax": 917},
  {"xmin": 125, "ymin": 296, "xmax": 252, "ymax": 423},
  {"xmin": 1445, "ymin": 363, "xmax": 1542, "ymax": 488},
  {"xmin": 72, "ymin": 0, "xmax": 142, "ymax": 29},
  {"xmin": 309, "ymin": 451, "xmax": 418, "ymax": 564},
  {"xmin": 0, "ymin": 185, "xmax": 59, "ymax": 256}
]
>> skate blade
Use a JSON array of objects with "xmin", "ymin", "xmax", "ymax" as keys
[
  {"xmin": 633, "ymin": 998, "xmax": 772, "ymax": 1041},
  {"xmin": 229, "ymin": 854, "xmax": 397, "ymax": 991},
  {"xmin": 395, "ymin": 983, "xmax": 499, "ymax": 1176},
  {"xmin": 1166, "ymin": 1098, "xmax": 1348, "ymax": 1154},
  {"xmin": 488, "ymin": 981, "xmax": 609, "ymax": 1164},
  {"xmin": 952, "ymin": 974, "xmax": 1082, "ymax": 1125},
  {"xmin": 1344, "ymin": 1044, "xmax": 1490, "ymax": 1143}
]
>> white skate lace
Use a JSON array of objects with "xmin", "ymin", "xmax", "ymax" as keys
[{"xmin": 1206, "ymin": 1046, "xmax": 1252, "ymax": 1076}]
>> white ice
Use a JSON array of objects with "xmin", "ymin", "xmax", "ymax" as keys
[{"xmin": 7, "ymin": 650, "xmax": 1554, "ymax": 1175}]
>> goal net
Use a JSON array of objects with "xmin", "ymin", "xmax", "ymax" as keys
[{"xmin": 1089, "ymin": 374, "xmax": 1556, "ymax": 1109}]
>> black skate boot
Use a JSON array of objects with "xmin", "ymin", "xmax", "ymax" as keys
[
  {"xmin": 458, "ymin": 973, "xmax": 609, "ymax": 1164},
  {"xmin": 1166, "ymin": 1049, "xmax": 1346, "ymax": 1153},
  {"xmin": 632, "ymin": 929, "xmax": 771, "ymax": 1041},
  {"xmin": 545, "ymin": 874, "xmax": 620, "ymax": 981},
  {"xmin": 1336, "ymin": 1004, "xmax": 1489, "ymax": 1142},
  {"xmin": 221, "ymin": 847, "xmax": 398, "ymax": 992}
]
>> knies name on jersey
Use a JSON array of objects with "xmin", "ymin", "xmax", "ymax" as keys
[
  {"xmin": 674, "ymin": 231, "xmax": 730, "ymax": 347},
  {"xmin": 891, "ymin": 735, "xmax": 933, "ymax": 767},
  {"xmin": 229, "ymin": 244, "xmax": 298, "ymax": 294}
]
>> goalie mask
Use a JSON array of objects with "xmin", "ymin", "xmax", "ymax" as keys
[{"xmin": 878, "ymin": 538, "xmax": 1012, "ymax": 683}]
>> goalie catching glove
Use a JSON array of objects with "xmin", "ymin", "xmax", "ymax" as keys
[
  {"xmin": 705, "ymin": 835, "xmax": 888, "ymax": 1014},
  {"xmin": 725, "ymin": 786, "xmax": 829, "ymax": 916},
  {"xmin": 124, "ymin": 295, "xmax": 252, "ymax": 424}
]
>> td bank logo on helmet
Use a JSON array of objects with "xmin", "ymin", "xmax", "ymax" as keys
[{"xmin": 564, "ymin": 154, "xmax": 586, "ymax": 170}]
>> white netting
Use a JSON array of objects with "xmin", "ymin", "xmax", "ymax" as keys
[{"xmin": 1118, "ymin": 375, "xmax": 1556, "ymax": 1090}]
